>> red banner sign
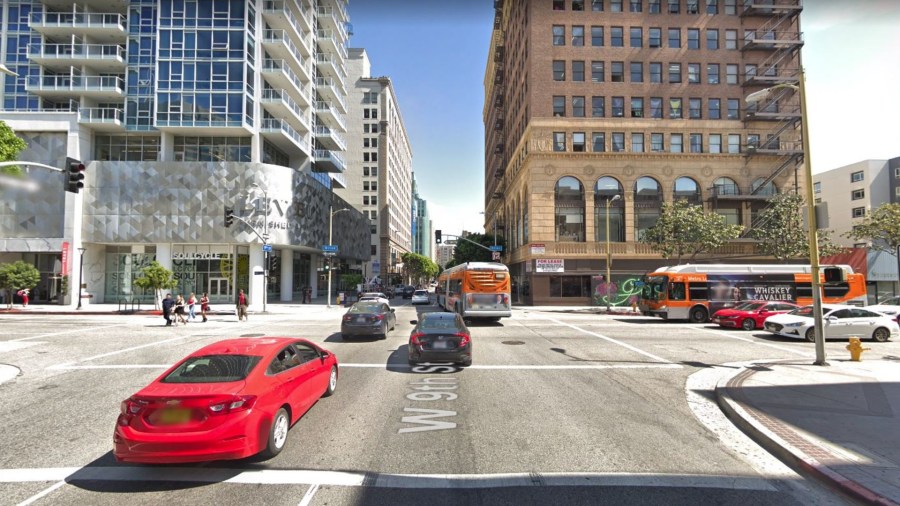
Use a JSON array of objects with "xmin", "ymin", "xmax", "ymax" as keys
[{"xmin": 61, "ymin": 241, "xmax": 70, "ymax": 276}]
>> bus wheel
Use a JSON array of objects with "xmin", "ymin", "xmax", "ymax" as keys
[
  {"xmin": 741, "ymin": 318, "xmax": 756, "ymax": 331},
  {"xmin": 689, "ymin": 306, "xmax": 708, "ymax": 323}
]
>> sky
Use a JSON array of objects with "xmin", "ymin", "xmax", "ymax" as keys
[{"xmin": 346, "ymin": 0, "xmax": 900, "ymax": 238}]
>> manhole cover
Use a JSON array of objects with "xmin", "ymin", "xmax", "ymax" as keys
[
  {"xmin": 502, "ymin": 340, "xmax": 526, "ymax": 345},
  {"xmin": 240, "ymin": 333, "xmax": 266, "ymax": 337}
]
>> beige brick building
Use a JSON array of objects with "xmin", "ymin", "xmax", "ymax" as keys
[{"xmin": 485, "ymin": 0, "xmax": 806, "ymax": 305}]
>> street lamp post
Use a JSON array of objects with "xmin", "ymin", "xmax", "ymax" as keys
[
  {"xmin": 327, "ymin": 206, "xmax": 351, "ymax": 308},
  {"xmin": 248, "ymin": 184, "xmax": 270, "ymax": 313},
  {"xmin": 605, "ymin": 194, "xmax": 621, "ymax": 312},
  {"xmin": 76, "ymin": 247, "xmax": 86, "ymax": 310},
  {"xmin": 746, "ymin": 68, "xmax": 827, "ymax": 366}
]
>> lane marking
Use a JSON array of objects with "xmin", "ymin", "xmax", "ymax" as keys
[
  {"xmin": 10, "ymin": 324, "xmax": 128, "ymax": 343},
  {"xmin": 0, "ymin": 341, "xmax": 45, "ymax": 353},
  {"xmin": 16, "ymin": 480, "xmax": 65, "ymax": 506},
  {"xmin": 0, "ymin": 467, "xmax": 776, "ymax": 492},
  {"xmin": 46, "ymin": 363, "xmax": 684, "ymax": 372},
  {"xmin": 544, "ymin": 317, "xmax": 675, "ymax": 364},
  {"xmin": 297, "ymin": 483, "xmax": 319, "ymax": 506},
  {"xmin": 689, "ymin": 326, "xmax": 814, "ymax": 357},
  {"xmin": 47, "ymin": 334, "xmax": 202, "ymax": 370}
]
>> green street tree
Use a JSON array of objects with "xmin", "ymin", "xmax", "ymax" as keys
[
  {"xmin": 843, "ymin": 202, "xmax": 900, "ymax": 255},
  {"xmin": 640, "ymin": 199, "xmax": 744, "ymax": 263},
  {"xmin": 133, "ymin": 261, "xmax": 179, "ymax": 309},
  {"xmin": 0, "ymin": 261, "xmax": 41, "ymax": 308},
  {"xmin": 448, "ymin": 233, "xmax": 507, "ymax": 267},
  {"xmin": 750, "ymin": 193, "xmax": 843, "ymax": 262},
  {"xmin": 0, "ymin": 120, "xmax": 27, "ymax": 177},
  {"xmin": 400, "ymin": 252, "xmax": 439, "ymax": 285}
]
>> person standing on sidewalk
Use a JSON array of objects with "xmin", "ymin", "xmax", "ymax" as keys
[
  {"xmin": 20, "ymin": 288, "xmax": 30, "ymax": 307},
  {"xmin": 236, "ymin": 289, "xmax": 248, "ymax": 322},
  {"xmin": 187, "ymin": 292, "xmax": 197, "ymax": 321},
  {"xmin": 161, "ymin": 294, "xmax": 175, "ymax": 326},
  {"xmin": 200, "ymin": 292, "xmax": 209, "ymax": 322}
]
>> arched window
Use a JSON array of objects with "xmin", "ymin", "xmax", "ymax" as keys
[
  {"xmin": 555, "ymin": 176, "xmax": 585, "ymax": 242},
  {"xmin": 751, "ymin": 178, "xmax": 777, "ymax": 196},
  {"xmin": 522, "ymin": 190, "xmax": 529, "ymax": 244},
  {"xmin": 673, "ymin": 176, "xmax": 701, "ymax": 204},
  {"xmin": 634, "ymin": 176, "xmax": 661, "ymax": 240},
  {"xmin": 594, "ymin": 177, "xmax": 625, "ymax": 242},
  {"xmin": 713, "ymin": 177, "xmax": 740, "ymax": 196}
]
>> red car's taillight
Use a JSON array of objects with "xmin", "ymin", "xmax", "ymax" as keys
[
  {"xmin": 121, "ymin": 397, "xmax": 148, "ymax": 415},
  {"xmin": 373, "ymin": 314, "xmax": 385, "ymax": 321},
  {"xmin": 456, "ymin": 333, "xmax": 471, "ymax": 347},
  {"xmin": 411, "ymin": 332, "xmax": 425, "ymax": 345},
  {"xmin": 342, "ymin": 315, "xmax": 352, "ymax": 322},
  {"xmin": 208, "ymin": 395, "xmax": 257, "ymax": 415}
]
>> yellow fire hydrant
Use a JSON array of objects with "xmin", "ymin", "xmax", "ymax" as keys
[{"xmin": 846, "ymin": 337, "xmax": 870, "ymax": 362}]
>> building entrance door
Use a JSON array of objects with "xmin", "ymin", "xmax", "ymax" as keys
[{"xmin": 209, "ymin": 278, "xmax": 231, "ymax": 303}]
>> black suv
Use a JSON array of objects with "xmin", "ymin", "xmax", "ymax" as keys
[{"xmin": 402, "ymin": 286, "xmax": 415, "ymax": 299}]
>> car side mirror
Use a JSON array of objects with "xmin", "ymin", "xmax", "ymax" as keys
[
  {"xmin": 410, "ymin": 320, "xmax": 418, "ymax": 325},
  {"xmin": 391, "ymin": 308, "xmax": 395, "ymax": 312},
  {"xmin": 320, "ymin": 351, "xmax": 330, "ymax": 359},
  {"xmin": 825, "ymin": 316, "xmax": 837, "ymax": 322}
]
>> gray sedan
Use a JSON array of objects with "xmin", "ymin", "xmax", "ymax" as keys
[{"xmin": 341, "ymin": 302, "xmax": 396, "ymax": 340}]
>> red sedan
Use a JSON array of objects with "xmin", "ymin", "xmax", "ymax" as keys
[
  {"xmin": 711, "ymin": 300, "xmax": 800, "ymax": 330},
  {"xmin": 114, "ymin": 337, "xmax": 338, "ymax": 464}
]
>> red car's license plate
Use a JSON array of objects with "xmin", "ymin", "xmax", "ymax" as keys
[{"xmin": 159, "ymin": 408, "xmax": 191, "ymax": 425}]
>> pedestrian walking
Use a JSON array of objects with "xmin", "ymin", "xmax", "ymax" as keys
[
  {"xmin": 187, "ymin": 292, "xmax": 197, "ymax": 321},
  {"xmin": 236, "ymin": 289, "xmax": 248, "ymax": 322},
  {"xmin": 19, "ymin": 288, "xmax": 30, "ymax": 307},
  {"xmin": 174, "ymin": 294, "xmax": 188, "ymax": 325},
  {"xmin": 200, "ymin": 292, "xmax": 209, "ymax": 322},
  {"xmin": 301, "ymin": 285, "xmax": 308, "ymax": 304},
  {"xmin": 305, "ymin": 286, "xmax": 312, "ymax": 304},
  {"xmin": 161, "ymin": 293, "xmax": 175, "ymax": 326}
]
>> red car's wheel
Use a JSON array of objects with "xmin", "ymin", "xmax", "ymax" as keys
[
  {"xmin": 261, "ymin": 408, "xmax": 290, "ymax": 459},
  {"xmin": 741, "ymin": 318, "xmax": 756, "ymax": 331},
  {"xmin": 323, "ymin": 366, "xmax": 337, "ymax": 397}
]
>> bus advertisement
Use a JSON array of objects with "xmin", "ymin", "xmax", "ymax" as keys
[
  {"xmin": 640, "ymin": 264, "xmax": 867, "ymax": 323},
  {"xmin": 436, "ymin": 262, "xmax": 512, "ymax": 320}
]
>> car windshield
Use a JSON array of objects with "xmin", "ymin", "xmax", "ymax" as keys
[
  {"xmin": 734, "ymin": 302, "xmax": 765, "ymax": 311},
  {"xmin": 414, "ymin": 290, "xmax": 427, "ymax": 296},
  {"xmin": 421, "ymin": 316, "xmax": 461, "ymax": 331},
  {"xmin": 162, "ymin": 355, "xmax": 261, "ymax": 383},
  {"xmin": 789, "ymin": 306, "xmax": 836, "ymax": 317},
  {"xmin": 350, "ymin": 303, "xmax": 382, "ymax": 313}
]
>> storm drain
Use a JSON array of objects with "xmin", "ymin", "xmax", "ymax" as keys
[{"xmin": 502, "ymin": 340, "xmax": 526, "ymax": 345}]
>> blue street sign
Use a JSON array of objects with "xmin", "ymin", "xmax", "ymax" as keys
[
  {"xmin": 262, "ymin": 244, "xmax": 273, "ymax": 252},
  {"xmin": 322, "ymin": 244, "xmax": 338, "ymax": 253},
  {"xmin": 489, "ymin": 245, "xmax": 504, "ymax": 252}
]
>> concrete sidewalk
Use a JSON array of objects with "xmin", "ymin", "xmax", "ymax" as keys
[
  {"xmin": 0, "ymin": 298, "xmax": 346, "ymax": 316},
  {"xmin": 717, "ymin": 356, "xmax": 900, "ymax": 505}
]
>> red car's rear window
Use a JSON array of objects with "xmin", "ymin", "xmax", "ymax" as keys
[{"xmin": 162, "ymin": 355, "xmax": 262, "ymax": 383}]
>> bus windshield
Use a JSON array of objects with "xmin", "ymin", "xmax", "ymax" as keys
[{"xmin": 642, "ymin": 276, "xmax": 668, "ymax": 301}]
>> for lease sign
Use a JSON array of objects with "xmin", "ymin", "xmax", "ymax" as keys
[{"xmin": 536, "ymin": 259, "xmax": 564, "ymax": 273}]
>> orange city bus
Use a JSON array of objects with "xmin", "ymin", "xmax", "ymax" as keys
[
  {"xmin": 639, "ymin": 264, "xmax": 867, "ymax": 323},
  {"xmin": 436, "ymin": 262, "xmax": 512, "ymax": 320}
]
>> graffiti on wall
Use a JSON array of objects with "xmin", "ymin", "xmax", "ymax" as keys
[{"xmin": 590, "ymin": 275, "xmax": 644, "ymax": 307}]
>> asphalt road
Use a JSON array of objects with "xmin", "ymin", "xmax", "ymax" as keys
[{"xmin": 1, "ymin": 300, "xmax": 888, "ymax": 505}]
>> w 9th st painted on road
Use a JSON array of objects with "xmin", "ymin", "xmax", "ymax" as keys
[{"xmin": 399, "ymin": 364, "xmax": 461, "ymax": 434}]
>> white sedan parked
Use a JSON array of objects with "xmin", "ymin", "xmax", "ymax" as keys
[{"xmin": 764, "ymin": 304, "xmax": 899, "ymax": 342}]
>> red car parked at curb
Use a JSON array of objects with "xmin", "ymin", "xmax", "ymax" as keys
[
  {"xmin": 711, "ymin": 300, "xmax": 800, "ymax": 331},
  {"xmin": 114, "ymin": 337, "xmax": 338, "ymax": 464}
]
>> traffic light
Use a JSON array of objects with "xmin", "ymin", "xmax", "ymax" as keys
[
  {"xmin": 224, "ymin": 206, "xmax": 235, "ymax": 227},
  {"xmin": 823, "ymin": 266, "xmax": 846, "ymax": 283},
  {"xmin": 324, "ymin": 258, "xmax": 330, "ymax": 272},
  {"xmin": 435, "ymin": 230, "xmax": 442, "ymax": 244},
  {"xmin": 65, "ymin": 157, "xmax": 85, "ymax": 193},
  {"xmin": 269, "ymin": 256, "xmax": 278, "ymax": 271}
]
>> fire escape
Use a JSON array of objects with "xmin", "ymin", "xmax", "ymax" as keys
[
  {"xmin": 735, "ymin": 0, "xmax": 804, "ymax": 234},
  {"xmin": 487, "ymin": 2, "xmax": 506, "ymax": 238}
]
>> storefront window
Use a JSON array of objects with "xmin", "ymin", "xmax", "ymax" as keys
[
  {"xmin": 549, "ymin": 275, "xmax": 592, "ymax": 297},
  {"xmin": 104, "ymin": 247, "xmax": 157, "ymax": 303}
]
